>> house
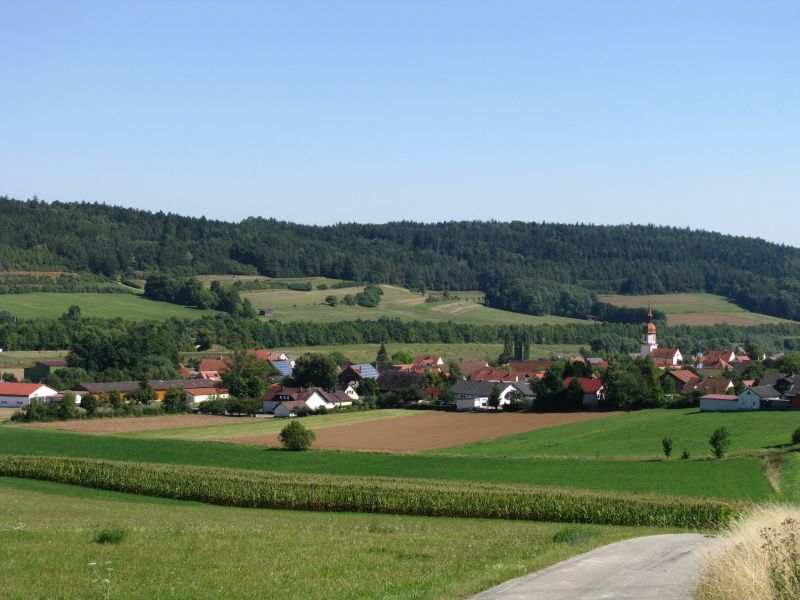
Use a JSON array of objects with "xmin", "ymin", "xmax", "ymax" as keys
[
  {"xmin": 687, "ymin": 377, "xmax": 734, "ymax": 396},
  {"xmin": 586, "ymin": 357, "xmax": 609, "ymax": 370},
  {"xmin": 469, "ymin": 367, "xmax": 522, "ymax": 383},
  {"xmin": 23, "ymin": 359, "xmax": 67, "ymax": 383},
  {"xmin": 452, "ymin": 380, "xmax": 532, "ymax": 411},
  {"xmin": 562, "ymin": 377, "xmax": 605, "ymax": 408},
  {"xmin": 739, "ymin": 385, "xmax": 783, "ymax": 410},
  {"xmin": 333, "ymin": 384, "xmax": 360, "ymax": 401},
  {"xmin": 198, "ymin": 356, "xmax": 230, "ymax": 381},
  {"xmin": 696, "ymin": 350, "xmax": 736, "ymax": 370},
  {"xmin": 0, "ymin": 382, "xmax": 58, "ymax": 407},
  {"xmin": 413, "ymin": 355, "xmax": 444, "ymax": 368},
  {"xmin": 699, "ymin": 394, "xmax": 740, "ymax": 412},
  {"xmin": 664, "ymin": 369, "xmax": 701, "ymax": 392},
  {"xmin": 339, "ymin": 363, "xmax": 380, "ymax": 386},
  {"xmin": 649, "ymin": 348, "xmax": 683, "ymax": 368},
  {"xmin": 456, "ymin": 360, "xmax": 489, "ymax": 379},
  {"xmin": 185, "ymin": 387, "xmax": 229, "ymax": 404},
  {"xmin": 261, "ymin": 385, "xmax": 331, "ymax": 415},
  {"xmin": 775, "ymin": 375, "xmax": 800, "ymax": 401},
  {"xmin": 508, "ymin": 359, "xmax": 554, "ymax": 373}
]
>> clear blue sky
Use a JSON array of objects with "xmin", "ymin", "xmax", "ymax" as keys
[{"xmin": 2, "ymin": 1, "xmax": 798, "ymax": 245}]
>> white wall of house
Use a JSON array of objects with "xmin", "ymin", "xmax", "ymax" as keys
[
  {"xmin": 699, "ymin": 398, "xmax": 739, "ymax": 412},
  {"xmin": 273, "ymin": 404, "xmax": 295, "ymax": 418},
  {"xmin": 0, "ymin": 385, "xmax": 58, "ymax": 408},
  {"xmin": 456, "ymin": 396, "xmax": 488, "ymax": 411},
  {"xmin": 187, "ymin": 391, "xmax": 229, "ymax": 404}
]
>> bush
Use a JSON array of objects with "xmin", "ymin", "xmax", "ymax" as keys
[
  {"xmin": 0, "ymin": 456, "xmax": 741, "ymax": 529},
  {"xmin": 94, "ymin": 526, "xmax": 128, "ymax": 544},
  {"xmin": 681, "ymin": 448, "xmax": 691, "ymax": 460},
  {"xmin": 287, "ymin": 282, "xmax": 312, "ymax": 291},
  {"xmin": 198, "ymin": 397, "xmax": 228, "ymax": 415},
  {"xmin": 662, "ymin": 437, "xmax": 673, "ymax": 458},
  {"xmin": 710, "ymin": 427, "xmax": 731, "ymax": 459},
  {"xmin": 163, "ymin": 386, "xmax": 190, "ymax": 414},
  {"xmin": 792, "ymin": 427, "xmax": 800, "ymax": 446},
  {"xmin": 279, "ymin": 421, "xmax": 315, "ymax": 451}
]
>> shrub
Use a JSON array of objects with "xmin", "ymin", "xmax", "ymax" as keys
[
  {"xmin": 94, "ymin": 526, "xmax": 128, "ymax": 545},
  {"xmin": 710, "ymin": 427, "xmax": 731, "ymax": 459},
  {"xmin": 0, "ymin": 456, "xmax": 740, "ymax": 529},
  {"xmin": 681, "ymin": 448, "xmax": 691, "ymax": 460},
  {"xmin": 792, "ymin": 427, "xmax": 800, "ymax": 446},
  {"xmin": 279, "ymin": 421, "xmax": 315, "ymax": 450},
  {"xmin": 662, "ymin": 437, "xmax": 673, "ymax": 458},
  {"xmin": 198, "ymin": 397, "xmax": 228, "ymax": 415},
  {"xmin": 163, "ymin": 386, "xmax": 190, "ymax": 413}
]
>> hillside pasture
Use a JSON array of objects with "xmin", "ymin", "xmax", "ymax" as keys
[
  {"xmin": 436, "ymin": 408, "xmax": 800, "ymax": 460},
  {"xmin": 0, "ymin": 477, "xmax": 649, "ymax": 600},
  {"xmin": 599, "ymin": 293, "xmax": 791, "ymax": 326},
  {"xmin": 242, "ymin": 284, "xmax": 588, "ymax": 326},
  {"xmin": 0, "ymin": 350, "xmax": 67, "ymax": 369},
  {"xmin": 0, "ymin": 292, "xmax": 219, "ymax": 320}
]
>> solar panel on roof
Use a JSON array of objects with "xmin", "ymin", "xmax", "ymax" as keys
[
  {"xmin": 271, "ymin": 360, "xmax": 294, "ymax": 377},
  {"xmin": 354, "ymin": 364, "xmax": 379, "ymax": 379}
]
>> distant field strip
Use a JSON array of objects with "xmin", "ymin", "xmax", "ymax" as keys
[
  {"xmin": 0, "ymin": 292, "xmax": 218, "ymax": 320},
  {"xmin": 599, "ymin": 293, "xmax": 791, "ymax": 326},
  {"xmin": 0, "ymin": 455, "xmax": 740, "ymax": 528},
  {"xmin": 435, "ymin": 409, "xmax": 800, "ymax": 460}
]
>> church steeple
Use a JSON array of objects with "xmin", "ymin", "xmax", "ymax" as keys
[{"xmin": 640, "ymin": 305, "xmax": 658, "ymax": 357}]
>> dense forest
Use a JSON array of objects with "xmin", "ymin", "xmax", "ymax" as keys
[{"xmin": 2, "ymin": 196, "xmax": 799, "ymax": 320}]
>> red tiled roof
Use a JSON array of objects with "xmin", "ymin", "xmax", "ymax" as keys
[
  {"xmin": 413, "ymin": 355, "xmax": 442, "ymax": 366},
  {"xmin": 563, "ymin": 377, "xmax": 604, "ymax": 394},
  {"xmin": 185, "ymin": 387, "xmax": 227, "ymax": 396},
  {"xmin": 651, "ymin": 348, "xmax": 680, "ymax": 359},
  {"xmin": 690, "ymin": 378, "xmax": 734, "ymax": 395},
  {"xmin": 198, "ymin": 356, "xmax": 230, "ymax": 373},
  {"xmin": 0, "ymin": 382, "xmax": 53, "ymax": 396},
  {"xmin": 667, "ymin": 370, "xmax": 701, "ymax": 384},
  {"xmin": 700, "ymin": 394, "xmax": 738, "ymax": 401},
  {"xmin": 470, "ymin": 368, "xmax": 520, "ymax": 382},
  {"xmin": 38, "ymin": 359, "xmax": 67, "ymax": 367},
  {"xmin": 509, "ymin": 360, "xmax": 553, "ymax": 372}
]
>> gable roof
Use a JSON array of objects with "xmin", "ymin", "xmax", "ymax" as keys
[
  {"xmin": 666, "ymin": 370, "xmax": 701, "ymax": 384},
  {"xmin": 413, "ymin": 355, "xmax": 442, "ymax": 366},
  {"xmin": 270, "ymin": 360, "xmax": 294, "ymax": 377},
  {"xmin": 744, "ymin": 385, "xmax": 781, "ymax": 399},
  {"xmin": 508, "ymin": 359, "xmax": 554, "ymax": 372},
  {"xmin": 690, "ymin": 378, "xmax": 733, "ymax": 395},
  {"xmin": 470, "ymin": 367, "xmax": 521, "ymax": 382},
  {"xmin": 563, "ymin": 377, "xmax": 604, "ymax": 394},
  {"xmin": 350, "ymin": 364, "xmax": 379, "ymax": 379},
  {"xmin": 0, "ymin": 382, "xmax": 56, "ymax": 397},
  {"xmin": 650, "ymin": 348, "xmax": 681, "ymax": 359}
]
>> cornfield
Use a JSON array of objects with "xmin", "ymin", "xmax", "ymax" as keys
[{"xmin": 0, "ymin": 455, "xmax": 740, "ymax": 529}]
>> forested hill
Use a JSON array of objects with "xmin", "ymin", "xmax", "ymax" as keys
[{"xmin": 2, "ymin": 196, "xmax": 800, "ymax": 320}]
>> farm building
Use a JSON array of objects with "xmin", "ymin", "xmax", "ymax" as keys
[
  {"xmin": 452, "ymin": 380, "xmax": 532, "ymax": 411},
  {"xmin": 562, "ymin": 377, "xmax": 605, "ymax": 408},
  {"xmin": 699, "ymin": 394, "xmax": 741, "ymax": 412},
  {"xmin": 74, "ymin": 379, "xmax": 220, "ymax": 401},
  {"xmin": 0, "ymin": 382, "xmax": 58, "ymax": 407},
  {"xmin": 339, "ymin": 363, "xmax": 379, "ymax": 386},
  {"xmin": 23, "ymin": 359, "xmax": 67, "ymax": 383},
  {"xmin": 262, "ymin": 385, "xmax": 352, "ymax": 416}
]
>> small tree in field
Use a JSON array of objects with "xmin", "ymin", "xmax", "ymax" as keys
[
  {"xmin": 488, "ymin": 385, "xmax": 501, "ymax": 410},
  {"xmin": 709, "ymin": 427, "xmax": 731, "ymax": 458},
  {"xmin": 661, "ymin": 437, "xmax": 673, "ymax": 458},
  {"xmin": 279, "ymin": 421, "xmax": 315, "ymax": 451}
]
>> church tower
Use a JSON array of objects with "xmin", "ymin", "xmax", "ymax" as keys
[{"xmin": 640, "ymin": 306, "xmax": 658, "ymax": 358}]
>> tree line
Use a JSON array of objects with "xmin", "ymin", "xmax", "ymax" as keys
[{"xmin": 2, "ymin": 196, "xmax": 800, "ymax": 320}]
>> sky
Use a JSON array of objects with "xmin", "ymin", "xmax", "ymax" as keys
[{"xmin": 1, "ymin": 1, "xmax": 799, "ymax": 246}]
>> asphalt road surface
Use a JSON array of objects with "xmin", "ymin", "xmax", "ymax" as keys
[{"xmin": 473, "ymin": 533, "xmax": 715, "ymax": 600}]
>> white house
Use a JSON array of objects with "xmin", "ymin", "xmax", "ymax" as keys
[
  {"xmin": 699, "ymin": 394, "xmax": 739, "ymax": 412},
  {"xmin": 185, "ymin": 387, "xmax": 229, "ymax": 404},
  {"xmin": 0, "ymin": 383, "xmax": 58, "ymax": 408},
  {"xmin": 452, "ymin": 380, "xmax": 532, "ymax": 411},
  {"xmin": 263, "ymin": 386, "xmax": 331, "ymax": 415},
  {"xmin": 736, "ymin": 388, "xmax": 762, "ymax": 411}
]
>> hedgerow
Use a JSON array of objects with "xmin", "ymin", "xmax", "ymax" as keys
[{"xmin": 0, "ymin": 455, "xmax": 741, "ymax": 529}]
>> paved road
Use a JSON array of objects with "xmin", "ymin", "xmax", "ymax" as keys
[{"xmin": 473, "ymin": 533, "xmax": 715, "ymax": 600}]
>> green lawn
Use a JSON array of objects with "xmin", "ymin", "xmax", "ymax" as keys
[
  {"xmin": 0, "ymin": 428, "xmax": 773, "ymax": 500},
  {"xmin": 118, "ymin": 409, "xmax": 418, "ymax": 441},
  {"xmin": 0, "ymin": 293, "xmax": 219, "ymax": 320},
  {"xmin": 434, "ymin": 409, "xmax": 800, "ymax": 460},
  {"xmin": 0, "ymin": 477, "xmax": 651, "ymax": 600},
  {"xmin": 599, "ymin": 292, "xmax": 791, "ymax": 326},
  {"xmin": 242, "ymin": 284, "xmax": 588, "ymax": 326}
]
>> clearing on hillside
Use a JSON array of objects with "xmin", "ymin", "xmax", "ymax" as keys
[
  {"xmin": 229, "ymin": 411, "xmax": 620, "ymax": 452},
  {"xmin": 599, "ymin": 293, "xmax": 791, "ymax": 326}
]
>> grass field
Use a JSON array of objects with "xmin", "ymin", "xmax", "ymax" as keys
[
  {"xmin": 183, "ymin": 343, "xmax": 584, "ymax": 365},
  {"xmin": 435, "ymin": 409, "xmax": 800, "ymax": 460},
  {"xmin": 242, "ymin": 284, "xmax": 588, "ymax": 326},
  {"xmin": 599, "ymin": 293, "xmax": 791, "ymax": 326},
  {"xmin": 0, "ymin": 477, "xmax": 652, "ymax": 600},
  {"xmin": 0, "ymin": 293, "xmax": 219, "ymax": 320},
  {"xmin": 0, "ymin": 427, "xmax": 772, "ymax": 500},
  {"xmin": 0, "ymin": 349, "xmax": 67, "ymax": 368}
]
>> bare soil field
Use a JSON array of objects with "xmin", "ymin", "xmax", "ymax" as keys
[
  {"xmin": 230, "ymin": 411, "xmax": 620, "ymax": 453},
  {"xmin": 22, "ymin": 414, "xmax": 237, "ymax": 434},
  {"xmin": 0, "ymin": 408, "xmax": 18, "ymax": 421}
]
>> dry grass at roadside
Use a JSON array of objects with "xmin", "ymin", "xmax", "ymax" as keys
[{"xmin": 696, "ymin": 505, "xmax": 800, "ymax": 600}]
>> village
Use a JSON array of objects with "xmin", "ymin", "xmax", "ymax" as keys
[{"xmin": 1, "ymin": 309, "xmax": 797, "ymax": 419}]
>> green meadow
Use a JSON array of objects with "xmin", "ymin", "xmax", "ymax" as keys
[
  {"xmin": 0, "ymin": 477, "xmax": 651, "ymax": 600},
  {"xmin": 435, "ymin": 409, "xmax": 800, "ymax": 460},
  {"xmin": 0, "ymin": 293, "xmax": 218, "ymax": 320},
  {"xmin": 0, "ymin": 427, "xmax": 773, "ymax": 500}
]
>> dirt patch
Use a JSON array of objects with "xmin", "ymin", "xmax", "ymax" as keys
[
  {"xmin": 0, "ymin": 408, "xmax": 19, "ymax": 421},
  {"xmin": 22, "ymin": 414, "xmax": 237, "ymax": 434},
  {"xmin": 667, "ymin": 312, "xmax": 764, "ymax": 326},
  {"xmin": 230, "ymin": 411, "xmax": 620, "ymax": 453}
]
